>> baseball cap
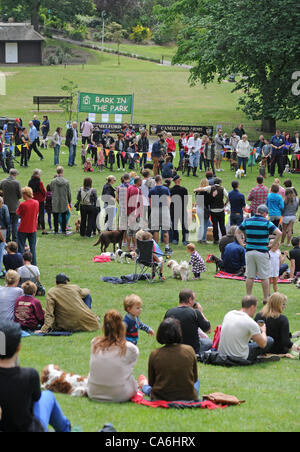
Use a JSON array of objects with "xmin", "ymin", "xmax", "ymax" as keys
[{"xmin": 56, "ymin": 273, "xmax": 70, "ymax": 284}]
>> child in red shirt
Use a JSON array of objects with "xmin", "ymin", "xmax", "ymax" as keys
[{"xmin": 14, "ymin": 280, "xmax": 44, "ymax": 331}]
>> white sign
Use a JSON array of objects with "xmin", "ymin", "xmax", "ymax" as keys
[
  {"xmin": 115, "ymin": 114, "xmax": 123, "ymax": 124},
  {"xmin": 102, "ymin": 114, "xmax": 109, "ymax": 123},
  {"xmin": 0, "ymin": 71, "xmax": 6, "ymax": 95},
  {"xmin": 88, "ymin": 113, "xmax": 96, "ymax": 123}
]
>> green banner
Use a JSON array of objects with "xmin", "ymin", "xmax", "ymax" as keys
[{"xmin": 79, "ymin": 92, "xmax": 133, "ymax": 114}]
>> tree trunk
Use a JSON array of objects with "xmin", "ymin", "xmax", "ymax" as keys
[
  {"xmin": 31, "ymin": 0, "xmax": 41, "ymax": 32},
  {"xmin": 261, "ymin": 117, "xmax": 276, "ymax": 133}
]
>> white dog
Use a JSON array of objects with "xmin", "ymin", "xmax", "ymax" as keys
[
  {"xmin": 101, "ymin": 252, "xmax": 116, "ymax": 261},
  {"xmin": 41, "ymin": 364, "xmax": 88, "ymax": 397},
  {"xmin": 235, "ymin": 168, "xmax": 245, "ymax": 179},
  {"xmin": 41, "ymin": 137, "xmax": 48, "ymax": 149},
  {"xmin": 167, "ymin": 259, "xmax": 190, "ymax": 281},
  {"xmin": 115, "ymin": 249, "xmax": 137, "ymax": 264}
]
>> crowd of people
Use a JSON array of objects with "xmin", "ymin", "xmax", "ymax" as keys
[{"xmin": 0, "ymin": 118, "xmax": 299, "ymax": 432}]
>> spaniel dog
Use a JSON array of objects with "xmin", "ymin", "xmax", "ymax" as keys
[{"xmin": 41, "ymin": 364, "xmax": 88, "ymax": 398}]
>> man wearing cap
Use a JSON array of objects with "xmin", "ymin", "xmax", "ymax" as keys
[
  {"xmin": 236, "ymin": 204, "xmax": 282, "ymax": 304},
  {"xmin": 170, "ymin": 175, "xmax": 189, "ymax": 245},
  {"xmin": 38, "ymin": 273, "xmax": 100, "ymax": 334},
  {"xmin": 0, "ymin": 168, "xmax": 22, "ymax": 242}
]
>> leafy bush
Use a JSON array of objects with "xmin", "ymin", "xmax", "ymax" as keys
[
  {"xmin": 68, "ymin": 26, "xmax": 87, "ymax": 42},
  {"xmin": 129, "ymin": 25, "xmax": 151, "ymax": 43}
]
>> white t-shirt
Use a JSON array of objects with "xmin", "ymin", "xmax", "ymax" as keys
[
  {"xmin": 269, "ymin": 250, "xmax": 280, "ymax": 278},
  {"xmin": 17, "ymin": 265, "xmax": 40, "ymax": 280},
  {"xmin": 218, "ymin": 310, "xmax": 260, "ymax": 360}
]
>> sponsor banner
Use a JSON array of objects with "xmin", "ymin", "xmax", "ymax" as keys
[
  {"xmin": 80, "ymin": 123, "xmax": 146, "ymax": 134},
  {"xmin": 149, "ymin": 124, "xmax": 214, "ymax": 137}
]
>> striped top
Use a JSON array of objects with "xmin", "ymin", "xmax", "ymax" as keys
[{"xmin": 239, "ymin": 215, "xmax": 277, "ymax": 253}]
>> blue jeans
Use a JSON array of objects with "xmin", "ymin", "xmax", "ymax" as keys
[
  {"xmin": 248, "ymin": 336, "xmax": 274, "ymax": 362},
  {"xmin": 83, "ymin": 294, "xmax": 92, "ymax": 309},
  {"xmin": 68, "ymin": 144, "xmax": 77, "ymax": 166},
  {"xmin": 230, "ymin": 212, "xmax": 244, "ymax": 226},
  {"xmin": 54, "ymin": 145, "xmax": 60, "ymax": 166},
  {"xmin": 0, "ymin": 240, "xmax": 6, "ymax": 271},
  {"xmin": 189, "ymin": 152, "xmax": 200, "ymax": 168},
  {"xmin": 18, "ymin": 231, "xmax": 37, "ymax": 265},
  {"xmin": 33, "ymin": 390, "xmax": 71, "ymax": 432},
  {"xmin": 200, "ymin": 338, "xmax": 213, "ymax": 353},
  {"xmin": 238, "ymin": 157, "xmax": 248, "ymax": 174},
  {"xmin": 7, "ymin": 213, "xmax": 19, "ymax": 242},
  {"xmin": 142, "ymin": 380, "xmax": 201, "ymax": 398}
]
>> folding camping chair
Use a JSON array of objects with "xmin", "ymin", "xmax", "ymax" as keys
[{"xmin": 135, "ymin": 239, "xmax": 165, "ymax": 283}]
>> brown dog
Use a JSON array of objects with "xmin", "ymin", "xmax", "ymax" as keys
[
  {"xmin": 93, "ymin": 230, "xmax": 124, "ymax": 253},
  {"xmin": 75, "ymin": 218, "xmax": 81, "ymax": 233}
]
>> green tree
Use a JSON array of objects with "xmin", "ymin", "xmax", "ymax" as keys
[
  {"xmin": 0, "ymin": 0, "xmax": 95, "ymax": 31},
  {"xmin": 157, "ymin": 0, "xmax": 300, "ymax": 132},
  {"xmin": 105, "ymin": 22, "xmax": 126, "ymax": 65},
  {"xmin": 59, "ymin": 79, "xmax": 78, "ymax": 123}
]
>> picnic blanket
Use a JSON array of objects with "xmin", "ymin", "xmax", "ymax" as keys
[
  {"xmin": 131, "ymin": 391, "xmax": 224, "ymax": 410},
  {"xmin": 214, "ymin": 271, "xmax": 291, "ymax": 284},
  {"xmin": 93, "ymin": 255, "xmax": 112, "ymax": 263},
  {"xmin": 101, "ymin": 274, "xmax": 151, "ymax": 285}
]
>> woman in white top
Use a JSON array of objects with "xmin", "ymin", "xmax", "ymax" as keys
[
  {"xmin": 0, "ymin": 270, "xmax": 23, "ymax": 322},
  {"xmin": 236, "ymin": 135, "xmax": 251, "ymax": 176},
  {"xmin": 87, "ymin": 310, "xmax": 139, "ymax": 403},
  {"xmin": 52, "ymin": 127, "xmax": 62, "ymax": 166}
]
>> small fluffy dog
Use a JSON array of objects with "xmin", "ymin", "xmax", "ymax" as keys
[
  {"xmin": 283, "ymin": 164, "xmax": 290, "ymax": 174},
  {"xmin": 41, "ymin": 364, "xmax": 88, "ymax": 398},
  {"xmin": 235, "ymin": 168, "xmax": 245, "ymax": 179},
  {"xmin": 94, "ymin": 230, "xmax": 124, "ymax": 253},
  {"xmin": 167, "ymin": 259, "xmax": 190, "ymax": 281},
  {"xmin": 41, "ymin": 138, "xmax": 48, "ymax": 149},
  {"xmin": 75, "ymin": 218, "xmax": 81, "ymax": 233},
  {"xmin": 115, "ymin": 249, "xmax": 137, "ymax": 264}
]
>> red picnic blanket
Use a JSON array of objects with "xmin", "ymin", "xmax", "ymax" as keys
[
  {"xmin": 214, "ymin": 271, "xmax": 291, "ymax": 284},
  {"xmin": 131, "ymin": 391, "xmax": 225, "ymax": 410}
]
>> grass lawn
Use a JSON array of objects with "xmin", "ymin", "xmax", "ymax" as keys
[
  {"xmin": 1, "ymin": 39, "xmax": 298, "ymax": 139},
  {"xmin": 0, "ymin": 47, "xmax": 300, "ymax": 432},
  {"xmin": 87, "ymin": 40, "xmax": 177, "ymax": 63}
]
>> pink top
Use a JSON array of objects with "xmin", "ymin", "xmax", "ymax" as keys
[{"xmin": 81, "ymin": 121, "xmax": 94, "ymax": 137}]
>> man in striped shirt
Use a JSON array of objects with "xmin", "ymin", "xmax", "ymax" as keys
[{"xmin": 236, "ymin": 205, "xmax": 282, "ymax": 304}]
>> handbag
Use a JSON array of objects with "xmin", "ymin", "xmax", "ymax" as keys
[{"xmin": 26, "ymin": 266, "xmax": 46, "ymax": 296}]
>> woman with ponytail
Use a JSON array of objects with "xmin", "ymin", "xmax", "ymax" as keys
[{"xmin": 87, "ymin": 310, "xmax": 139, "ymax": 403}]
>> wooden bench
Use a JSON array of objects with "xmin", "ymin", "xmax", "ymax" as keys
[{"xmin": 33, "ymin": 96, "xmax": 72, "ymax": 112}]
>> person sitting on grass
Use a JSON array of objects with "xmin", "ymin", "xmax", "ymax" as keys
[
  {"xmin": 3, "ymin": 241, "xmax": 23, "ymax": 272},
  {"xmin": 87, "ymin": 309, "xmax": 139, "ymax": 403},
  {"xmin": 165, "ymin": 289, "xmax": 212, "ymax": 356},
  {"xmin": 289, "ymin": 236, "xmax": 300, "ymax": 280},
  {"xmin": 0, "ymin": 270, "xmax": 23, "ymax": 322},
  {"xmin": 138, "ymin": 317, "xmax": 200, "ymax": 401},
  {"xmin": 255, "ymin": 292, "xmax": 300, "ymax": 356},
  {"xmin": 0, "ymin": 320, "xmax": 71, "ymax": 432},
  {"xmin": 218, "ymin": 295, "xmax": 280, "ymax": 363},
  {"xmin": 14, "ymin": 281, "xmax": 44, "ymax": 332},
  {"xmin": 123, "ymin": 294, "xmax": 154, "ymax": 345},
  {"xmin": 37, "ymin": 273, "xmax": 100, "ymax": 334},
  {"xmin": 17, "ymin": 251, "xmax": 41, "ymax": 287}
]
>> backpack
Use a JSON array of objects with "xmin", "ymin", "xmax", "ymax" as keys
[{"xmin": 80, "ymin": 188, "xmax": 92, "ymax": 206}]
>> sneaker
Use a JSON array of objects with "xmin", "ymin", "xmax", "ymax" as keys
[
  {"xmin": 172, "ymin": 240, "xmax": 178, "ymax": 245},
  {"xmin": 165, "ymin": 247, "xmax": 173, "ymax": 255},
  {"xmin": 138, "ymin": 375, "xmax": 148, "ymax": 390},
  {"xmin": 257, "ymin": 355, "xmax": 281, "ymax": 363},
  {"xmin": 183, "ymin": 241, "xmax": 190, "ymax": 246}
]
